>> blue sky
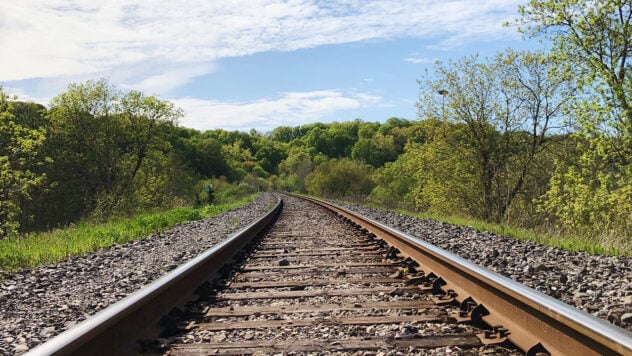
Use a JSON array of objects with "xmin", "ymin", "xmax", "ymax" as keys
[{"xmin": 0, "ymin": 1, "xmax": 535, "ymax": 132}]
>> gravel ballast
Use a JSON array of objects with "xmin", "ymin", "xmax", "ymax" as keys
[
  {"xmin": 1, "ymin": 193, "xmax": 630, "ymax": 354},
  {"xmin": 338, "ymin": 202, "xmax": 632, "ymax": 334},
  {"xmin": 0, "ymin": 193, "xmax": 277, "ymax": 355}
]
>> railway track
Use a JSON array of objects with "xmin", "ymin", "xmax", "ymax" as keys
[{"xmin": 28, "ymin": 194, "xmax": 632, "ymax": 355}]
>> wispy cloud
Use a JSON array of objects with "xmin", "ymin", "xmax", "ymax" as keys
[
  {"xmin": 404, "ymin": 57, "xmax": 438, "ymax": 64},
  {"xmin": 173, "ymin": 90, "xmax": 382, "ymax": 132},
  {"xmin": 3, "ymin": 86, "xmax": 51, "ymax": 106},
  {"xmin": 0, "ymin": 0, "xmax": 521, "ymax": 93}
]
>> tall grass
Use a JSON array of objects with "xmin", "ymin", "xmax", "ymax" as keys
[{"xmin": 0, "ymin": 195, "xmax": 256, "ymax": 271}]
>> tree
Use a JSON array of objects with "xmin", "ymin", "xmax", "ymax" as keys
[
  {"xmin": 517, "ymin": 1, "xmax": 632, "ymax": 238},
  {"xmin": 416, "ymin": 51, "xmax": 570, "ymax": 221},
  {"xmin": 0, "ymin": 89, "xmax": 47, "ymax": 237},
  {"xmin": 517, "ymin": 0, "xmax": 632, "ymax": 139},
  {"xmin": 253, "ymin": 138, "xmax": 288, "ymax": 174},
  {"xmin": 302, "ymin": 122, "xmax": 358, "ymax": 158},
  {"xmin": 305, "ymin": 158, "xmax": 374, "ymax": 199},
  {"xmin": 369, "ymin": 151, "xmax": 418, "ymax": 209},
  {"xmin": 494, "ymin": 49, "xmax": 573, "ymax": 219},
  {"xmin": 119, "ymin": 90, "xmax": 183, "ymax": 193},
  {"xmin": 278, "ymin": 149, "xmax": 313, "ymax": 192},
  {"xmin": 269, "ymin": 126, "xmax": 297, "ymax": 142},
  {"xmin": 47, "ymin": 79, "xmax": 182, "ymax": 218},
  {"xmin": 351, "ymin": 133, "xmax": 399, "ymax": 167}
]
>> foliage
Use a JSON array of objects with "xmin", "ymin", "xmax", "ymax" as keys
[
  {"xmin": 539, "ymin": 140, "xmax": 632, "ymax": 235},
  {"xmin": 516, "ymin": 0, "xmax": 632, "ymax": 133},
  {"xmin": 8, "ymin": 20, "xmax": 632, "ymax": 258},
  {"xmin": 415, "ymin": 51, "xmax": 570, "ymax": 221},
  {"xmin": 305, "ymin": 158, "xmax": 374, "ymax": 199},
  {"xmin": 351, "ymin": 133, "xmax": 399, "ymax": 167},
  {"xmin": 517, "ymin": 0, "xmax": 632, "ymax": 238},
  {"xmin": 0, "ymin": 89, "xmax": 48, "ymax": 237},
  {"xmin": 369, "ymin": 151, "xmax": 418, "ymax": 210},
  {"xmin": 277, "ymin": 148, "xmax": 313, "ymax": 192},
  {"xmin": 301, "ymin": 121, "xmax": 359, "ymax": 158},
  {"xmin": 45, "ymin": 79, "xmax": 183, "ymax": 221}
]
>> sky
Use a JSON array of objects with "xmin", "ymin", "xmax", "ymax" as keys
[{"xmin": 0, "ymin": 0, "xmax": 535, "ymax": 132}]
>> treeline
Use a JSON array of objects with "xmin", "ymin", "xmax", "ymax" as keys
[
  {"xmin": 0, "ymin": 79, "xmax": 289, "ymax": 236},
  {"xmin": 0, "ymin": 82, "xmax": 628, "ymax": 248},
  {"xmin": 1, "ymin": 1, "xmax": 630, "ymax": 251}
]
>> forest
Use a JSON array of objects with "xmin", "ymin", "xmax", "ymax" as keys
[{"xmin": 1, "ymin": 1, "xmax": 630, "ymax": 253}]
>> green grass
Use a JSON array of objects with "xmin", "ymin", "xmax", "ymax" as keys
[
  {"xmin": 0, "ymin": 194, "xmax": 257, "ymax": 272},
  {"xmin": 361, "ymin": 202, "xmax": 631, "ymax": 257},
  {"xmin": 413, "ymin": 211, "xmax": 628, "ymax": 255}
]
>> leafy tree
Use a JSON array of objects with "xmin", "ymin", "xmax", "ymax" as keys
[
  {"xmin": 351, "ymin": 133, "xmax": 399, "ymax": 167},
  {"xmin": 357, "ymin": 121, "xmax": 380, "ymax": 138},
  {"xmin": 46, "ymin": 79, "xmax": 182, "ymax": 218},
  {"xmin": 494, "ymin": 49, "xmax": 573, "ymax": 218},
  {"xmin": 118, "ymin": 90, "xmax": 183, "ymax": 191},
  {"xmin": 517, "ymin": 1, "xmax": 632, "ymax": 237},
  {"xmin": 0, "ymin": 90, "xmax": 48, "ymax": 237},
  {"xmin": 191, "ymin": 137, "xmax": 231, "ymax": 178},
  {"xmin": 378, "ymin": 117, "xmax": 413, "ymax": 151},
  {"xmin": 305, "ymin": 158, "xmax": 374, "ymax": 199},
  {"xmin": 269, "ymin": 126, "xmax": 297, "ymax": 142},
  {"xmin": 302, "ymin": 122, "xmax": 358, "ymax": 158},
  {"xmin": 11, "ymin": 102, "xmax": 48, "ymax": 129},
  {"xmin": 517, "ymin": 0, "xmax": 632, "ymax": 137},
  {"xmin": 277, "ymin": 149, "xmax": 313, "ymax": 192},
  {"xmin": 253, "ymin": 138, "xmax": 288, "ymax": 174},
  {"xmin": 416, "ymin": 51, "xmax": 570, "ymax": 221},
  {"xmin": 409, "ymin": 128, "xmax": 481, "ymax": 217},
  {"xmin": 369, "ymin": 151, "xmax": 418, "ymax": 209}
]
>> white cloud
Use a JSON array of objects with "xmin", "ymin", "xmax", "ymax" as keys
[
  {"xmin": 173, "ymin": 90, "xmax": 382, "ymax": 132},
  {"xmin": 3, "ymin": 86, "xmax": 51, "ymax": 106},
  {"xmin": 0, "ymin": 0, "xmax": 522, "ymax": 93},
  {"xmin": 404, "ymin": 57, "xmax": 438, "ymax": 64},
  {"xmin": 117, "ymin": 62, "xmax": 216, "ymax": 95}
]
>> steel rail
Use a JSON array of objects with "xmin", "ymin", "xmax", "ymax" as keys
[
  {"xmin": 27, "ymin": 196, "xmax": 283, "ymax": 356},
  {"xmin": 300, "ymin": 195, "xmax": 632, "ymax": 356}
]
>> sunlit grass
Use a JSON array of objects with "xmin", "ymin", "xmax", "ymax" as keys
[
  {"xmin": 361, "ymin": 202, "xmax": 630, "ymax": 257},
  {"xmin": 413, "ymin": 211, "xmax": 629, "ymax": 256},
  {"xmin": 0, "ymin": 194, "xmax": 257, "ymax": 272}
]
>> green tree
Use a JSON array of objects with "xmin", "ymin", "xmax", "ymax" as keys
[
  {"xmin": 47, "ymin": 79, "xmax": 182, "ymax": 219},
  {"xmin": 118, "ymin": 90, "xmax": 183, "ymax": 192},
  {"xmin": 517, "ymin": 0, "xmax": 631, "ymax": 137},
  {"xmin": 253, "ymin": 138, "xmax": 288, "ymax": 174},
  {"xmin": 517, "ymin": 1, "xmax": 632, "ymax": 238},
  {"xmin": 278, "ymin": 149, "xmax": 313, "ymax": 192},
  {"xmin": 305, "ymin": 158, "xmax": 374, "ymax": 199},
  {"xmin": 369, "ymin": 151, "xmax": 418, "ymax": 209},
  {"xmin": 0, "ymin": 90, "xmax": 48, "ymax": 236},
  {"xmin": 302, "ymin": 122, "xmax": 358, "ymax": 158},
  {"xmin": 416, "ymin": 51, "xmax": 569, "ymax": 221},
  {"xmin": 351, "ymin": 133, "xmax": 399, "ymax": 167}
]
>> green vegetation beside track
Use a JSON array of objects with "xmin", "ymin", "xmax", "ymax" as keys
[
  {"xmin": 365, "ymin": 202, "xmax": 631, "ymax": 257},
  {"xmin": 0, "ymin": 195, "xmax": 256, "ymax": 272}
]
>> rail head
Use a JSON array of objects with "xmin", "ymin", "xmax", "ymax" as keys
[
  {"xmin": 27, "ymin": 196, "xmax": 283, "ymax": 356},
  {"xmin": 298, "ymin": 194, "xmax": 632, "ymax": 355}
]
